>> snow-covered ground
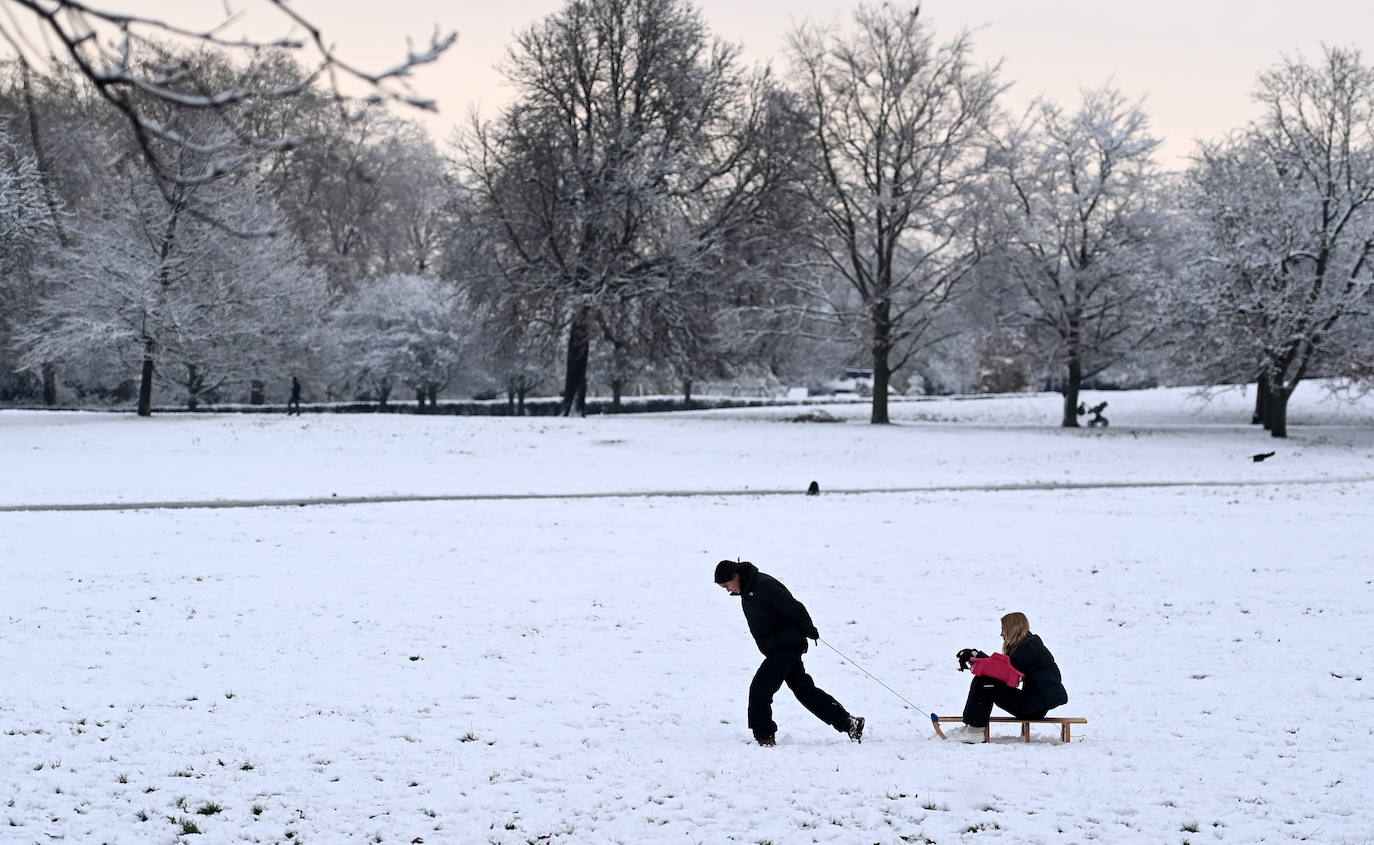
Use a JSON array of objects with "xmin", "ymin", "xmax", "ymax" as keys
[
  {"xmin": 4, "ymin": 385, "xmax": 1373, "ymax": 508},
  {"xmin": 2, "ymin": 384, "xmax": 1372, "ymax": 843}
]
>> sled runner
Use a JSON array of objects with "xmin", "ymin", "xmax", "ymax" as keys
[{"xmin": 931, "ymin": 714, "xmax": 1087, "ymax": 743}]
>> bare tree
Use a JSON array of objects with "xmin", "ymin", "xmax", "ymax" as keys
[
  {"xmin": 0, "ymin": 0, "xmax": 454, "ymax": 182},
  {"xmin": 986, "ymin": 87, "xmax": 1166, "ymax": 426},
  {"xmin": 1177, "ymin": 46, "xmax": 1374, "ymax": 438},
  {"xmin": 785, "ymin": 3, "xmax": 1001, "ymax": 423},
  {"xmin": 463, "ymin": 0, "xmax": 776, "ymax": 416}
]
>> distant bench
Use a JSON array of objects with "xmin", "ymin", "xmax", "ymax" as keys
[{"xmin": 934, "ymin": 715, "xmax": 1087, "ymax": 743}]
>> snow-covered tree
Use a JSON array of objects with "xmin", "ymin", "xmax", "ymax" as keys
[
  {"xmin": 0, "ymin": 128, "xmax": 52, "ymax": 269},
  {"xmin": 15, "ymin": 155, "xmax": 327, "ymax": 411},
  {"xmin": 985, "ymin": 87, "xmax": 1168, "ymax": 426},
  {"xmin": 784, "ymin": 4, "xmax": 1002, "ymax": 423},
  {"xmin": 0, "ymin": 126, "xmax": 59, "ymax": 401},
  {"xmin": 463, "ymin": 0, "xmax": 780, "ymax": 416},
  {"xmin": 1176, "ymin": 46, "xmax": 1374, "ymax": 437},
  {"xmin": 326, "ymin": 274, "xmax": 470, "ymax": 408}
]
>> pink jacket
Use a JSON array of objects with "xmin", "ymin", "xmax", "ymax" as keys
[{"xmin": 971, "ymin": 653, "xmax": 1024, "ymax": 687}]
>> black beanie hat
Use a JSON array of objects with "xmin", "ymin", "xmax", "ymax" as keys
[{"xmin": 713, "ymin": 559, "xmax": 739, "ymax": 583}]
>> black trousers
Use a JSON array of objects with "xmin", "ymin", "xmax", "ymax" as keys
[
  {"xmin": 962, "ymin": 676, "xmax": 1047, "ymax": 727},
  {"xmin": 748, "ymin": 647, "xmax": 850, "ymax": 740}
]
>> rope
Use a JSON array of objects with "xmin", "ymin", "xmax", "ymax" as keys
[{"xmin": 819, "ymin": 638, "xmax": 931, "ymax": 719}]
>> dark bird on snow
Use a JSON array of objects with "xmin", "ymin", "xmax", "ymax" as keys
[
  {"xmin": 807, "ymin": 480, "xmax": 820, "ymax": 496},
  {"xmin": 1251, "ymin": 451, "xmax": 1276, "ymax": 462}
]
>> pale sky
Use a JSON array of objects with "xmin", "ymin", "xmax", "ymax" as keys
[{"xmin": 13, "ymin": 1, "xmax": 1374, "ymax": 167}]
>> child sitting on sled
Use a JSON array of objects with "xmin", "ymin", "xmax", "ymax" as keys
[{"xmin": 948, "ymin": 612, "xmax": 1068, "ymax": 743}]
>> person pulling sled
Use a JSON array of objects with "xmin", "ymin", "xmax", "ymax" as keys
[{"xmin": 714, "ymin": 559, "xmax": 865, "ymax": 747}]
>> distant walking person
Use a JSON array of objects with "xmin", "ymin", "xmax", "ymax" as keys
[
  {"xmin": 714, "ymin": 559, "xmax": 864, "ymax": 746},
  {"xmin": 288, "ymin": 376, "xmax": 302, "ymax": 416},
  {"xmin": 949, "ymin": 612, "xmax": 1068, "ymax": 743}
]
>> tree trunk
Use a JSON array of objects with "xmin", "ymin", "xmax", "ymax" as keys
[
  {"xmin": 1252, "ymin": 372, "xmax": 1270, "ymax": 426},
  {"xmin": 561, "ymin": 307, "xmax": 590, "ymax": 417},
  {"xmin": 137, "ymin": 342, "xmax": 155, "ymax": 417},
  {"xmin": 427, "ymin": 386, "xmax": 438, "ymax": 408},
  {"xmin": 41, "ymin": 363, "xmax": 57, "ymax": 406},
  {"xmin": 871, "ymin": 361, "xmax": 892, "ymax": 424},
  {"xmin": 611, "ymin": 379, "xmax": 623, "ymax": 411},
  {"xmin": 870, "ymin": 300, "xmax": 892, "ymax": 425},
  {"xmin": 185, "ymin": 364, "xmax": 200, "ymax": 410},
  {"xmin": 1268, "ymin": 385, "xmax": 1292, "ymax": 438},
  {"xmin": 682, "ymin": 378, "xmax": 693, "ymax": 408},
  {"xmin": 517, "ymin": 388, "xmax": 527, "ymax": 416},
  {"xmin": 1061, "ymin": 357, "xmax": 1083, "ymax": 427}
]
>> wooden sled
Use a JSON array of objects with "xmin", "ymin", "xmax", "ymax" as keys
[{"xmin": 931, "ymin": 714, "xmax": 1087, "ymax": 743}]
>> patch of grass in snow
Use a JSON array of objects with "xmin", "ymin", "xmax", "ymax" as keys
[
  {"xmin": 962, "ymin": 821, "xmax": 1001, "ymax": 833},
  {"xmin": 116, "ymin": 773, "xmax": 128, "ymax": 784},
  {"xmin": 172, "ymin": 767, "xmax": 195, "ymax": 778},
  {"xmin": 459, "ymin": 732, "xmax": 478, "ymax": 742},
  {"xmin": 1181, "ymin": 819, "xmax": 1200, "ymax": 832},
  {"xmin": 195, "ymin": 802, "xmax": 223, "ymax": 815},
  {"xmin": 251, "ymin": 804, "xmax": 264, "ymax": 816},
  {"xmin": 135, "ymin": 809, "xmax": 148, "ymax": 822},
  {"xmin": 224, "ymin": 690, "xmax": 236, "ymax": 699},
  {"xmin": 169, "ymin": 815, "xmax": 201, "ymax": 835},
  {"xmin": 240, "ymin": 762, "xmax": 255, "ymax": 771}
]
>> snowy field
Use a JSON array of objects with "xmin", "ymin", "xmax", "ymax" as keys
[{"xmin": 2, "ymin": 385, "xmax": 1373, "ymax": 843}]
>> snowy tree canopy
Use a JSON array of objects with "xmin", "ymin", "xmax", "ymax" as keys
[
  {"xmin": 984, "ymin": 86, "xmax": 1168, "ymax": 426},
  {"xmin": 1175, "ymin": 46, "xmax": 1374, "ymax": 436}
]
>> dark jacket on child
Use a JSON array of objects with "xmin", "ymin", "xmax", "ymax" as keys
[{"xmin": 1008, "ymin": 634, "xmax": 1068, "ymax": 712}]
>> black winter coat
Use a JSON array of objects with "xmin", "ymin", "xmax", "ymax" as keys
[
  {"xmin": 735, "ymin": 562, "xmax": 818, "ymax": 655},
  {"xmin": 1008, "ymin": 634, "xmax": 1068, "ymax": 712}
]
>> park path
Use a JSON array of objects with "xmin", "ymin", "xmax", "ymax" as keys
[{"xmin": 3, "ymin": 476, "xmax": 1371, "ymax": 513}]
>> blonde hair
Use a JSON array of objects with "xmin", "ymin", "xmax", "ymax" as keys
[{"xmin": 1001, "ymin": 612, "xmax": 1031, "ymax": 653}]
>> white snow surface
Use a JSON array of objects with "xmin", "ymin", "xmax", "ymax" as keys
[{"xmin": 2, "ymin": 384, "xmax": 1372, "ymax": 843}]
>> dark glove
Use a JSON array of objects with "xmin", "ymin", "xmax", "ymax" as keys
[
  {"xmin": 956, "ymin": 648, "xmax": 989, "ymax": 672},
  {"xmin": 808, "ymin": 627, "xmax": 820, "ymax": 643}
]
